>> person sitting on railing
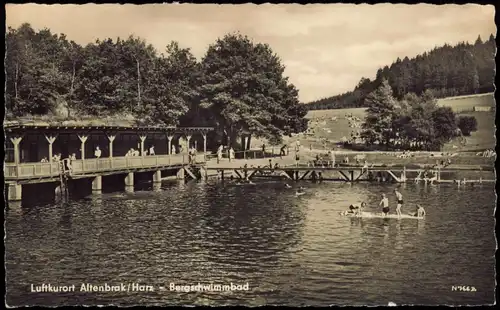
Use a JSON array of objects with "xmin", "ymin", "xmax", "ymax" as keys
[
  {"xmin": 41, "ymin": 157, "xmax": 48, "ymax": 163},
  {"xmin": 149, "ymin": 146, "xmax": 155, "ymax": 156},
  {"xmin": 70, "ymin": 153, "xmax": 77, "ymax": 160},
  {"xmin": 94, "ymin": 146, "xmax": 102, "ymax": 158},
  {"xmin": 133, "ymin": 148, "xmax": 140, "ymax": 157}
]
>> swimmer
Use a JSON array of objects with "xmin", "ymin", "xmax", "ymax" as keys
[
  {"xmin": 379, "ymin": 193, "xmax": 389, "ymax": 216},
  {"xmin": 344, "ymin": 202, "xmax": 367, "ymax": 216},
  {"xmin": 394, "ymin": 189, "xmax": 403, "ymax": 217},
  {"xmin": 411, "ymin": 205, "xmax": 426, "ymax": 217}
]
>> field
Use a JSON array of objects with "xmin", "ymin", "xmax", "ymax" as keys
[
  {"xmin": 436, "ymin": 92, "xmax": 495, "ymax": 113},
  {"xmin": 250, "ymin": 93, "xmax": 495, "ymax": 154}
]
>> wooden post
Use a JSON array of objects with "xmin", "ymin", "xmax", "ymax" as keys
[
  {"xmin": 77, "ymin": 134, "xmax": 88, "ymax": 160},
  {"xmin": 44, "ymin": 134, "xmax": 57, "ymax": 163},
  {"xmin": 202, "ymin": 133, "xmax": 207, "ymax": 162},
  {"xmin": 139, "ymin": 134, "xmax": 147, "ymax": 156},
  {"xmin": 186, "ymin": 134, "xmax": 192, "ymax": 153},
  {"xmin": 10, "ymin": 136, "xmax": 23, "ymax": 164},
  {"xmin": 107, "ymin": 134, "xmax": 116, "ymax": 158},
  {"xmin": 167, "ymin": 134, "xmax": 174, "ymax": 154}
]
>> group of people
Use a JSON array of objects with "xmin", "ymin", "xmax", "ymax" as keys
[
  {"xmin": 343, "ymin": 188, "xmax": 426, "ymax": 218},
  {"xmin": 476, "ymin": 149, "xmax": 496, "ymax": 158},
  {"xmin": 40, "ymin": 153, "xmax": 77, "ymax": 163},
  {"xmin": 125, "ymin": 146, "xmax": 156, "ymax": 157}
]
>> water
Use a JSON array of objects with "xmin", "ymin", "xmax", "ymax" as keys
[{"xmin": 5, "ymin": 180, "xmax": 496, "ymax": 306}]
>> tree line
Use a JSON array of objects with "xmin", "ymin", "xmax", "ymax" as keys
[
  {"xmin": 307, "ymin": 34, "xmax": 496, "ymax": 110},
  {"xmin": 5, "ymin": 23, "xmax": 308, "ymax": 148},
  {"xmin": 361, "ymin": 79, "xmax": 477, "ymax": 151}
]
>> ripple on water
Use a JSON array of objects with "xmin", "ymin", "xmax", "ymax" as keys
[{"xmin": 5, "ymin": 181, "xmax": 496, "ymax": 306}]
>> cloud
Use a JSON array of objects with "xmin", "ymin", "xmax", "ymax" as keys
[{"xmin": 5, "ymin": 3, "xmax": 496, "ymax": 103}]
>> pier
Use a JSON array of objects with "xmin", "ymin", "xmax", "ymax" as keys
[{"xmin": 4, "ymin": 122, "xmax": 213, "ymax": 202}]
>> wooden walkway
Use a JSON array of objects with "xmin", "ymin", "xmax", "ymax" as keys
[
  {"xmin": 4, "ymin": 154, "xmax": 206, "ymax": 182},
  {"xmin": 203, "ymin": 163, "xmax": 495, "ymax": 183}
]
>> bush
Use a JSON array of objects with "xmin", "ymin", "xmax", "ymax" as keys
[{"xmin": 457, "ymin": 116, "xmax": 478, "ymax": 136}]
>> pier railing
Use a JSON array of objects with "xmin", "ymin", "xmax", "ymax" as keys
[{"xmin": 4, "ymin": 153, "xmax": 206, "ymax": 180}]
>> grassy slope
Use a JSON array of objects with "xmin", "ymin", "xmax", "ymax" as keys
[{"xmin": 251, "ymin": 93, "xmax": 495, "ymax": 153}]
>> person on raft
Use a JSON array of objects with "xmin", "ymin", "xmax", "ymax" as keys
[
  {"xmin": 343, "ymin": 202, "xmax": 367, "ymax": 216},
  {"xmin": 379, "ymin": 193, "xmax": 390, "ymax": 216}
]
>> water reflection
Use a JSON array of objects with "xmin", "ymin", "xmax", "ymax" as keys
[{"xmin": 5, "ymin": 180, "xmax": 496, "ymax": 307}]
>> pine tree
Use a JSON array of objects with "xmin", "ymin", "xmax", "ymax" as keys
[{"xmin": 361, "ymin": 79, "xmax": 397, "ymax": 146}]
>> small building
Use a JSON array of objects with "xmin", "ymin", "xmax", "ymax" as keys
[{"xmin": 473, "ymin": 106, "xmax": 492, "ymax": 112}]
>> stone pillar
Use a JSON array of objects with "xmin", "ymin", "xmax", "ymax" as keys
[
  {"xmin": 77, "ymin": 134, "xmax": 88, "ymax": 160},
  {"xmin": 176, "ymin": 168, "xmax": 185, "ymax": 180},
  {"xmin": 92, "ymin": 176, "xmax": 102, "ymax": 194},
  {"xmin": 107, "ymin": 134, "xmax": 116, "ymax": 158},
  {"xmin": 125, "ymin": 172, "xmax": 134, "ymax": 192},
  {"xmin": 44, "ymin": 134, "xmax": 57, "ymax": 162},
  {"xmin": 10, "ymin": 136, "xmax": 23, "ymax": 164},
  {"xmin": 153, "ymin": 170, "xmax": 162, "ymax": 183},
  {"xmin": 139, "ymin": 135, "xmax": 147, "ymax": 156},
  {"xmin": 8, "ymin": 183, "xmax": 22, "ymax": 201},
  {"xmin": 202, "ymin": 133, "xmax": 207, "ymax": 162}
]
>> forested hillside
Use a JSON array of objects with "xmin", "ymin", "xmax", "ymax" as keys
[{"xmin": 306, "ymin": 35, "xmax": 496, "ymax": 110}]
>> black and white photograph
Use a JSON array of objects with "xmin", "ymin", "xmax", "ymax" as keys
[{"xmin": 4, "ymin": 3, "xmax": 497, "ymax": 307}]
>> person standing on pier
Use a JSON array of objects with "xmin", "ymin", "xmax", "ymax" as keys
[
  {"xmin": 280, "ymin": 144, "xmax": 287, "ymax": 159},
  {"xmin": 94, "ymin": 146, "xmax": 101, "ymax": 158},
  {"xmin": 379, "ymin": 193, "xmax": 390, "ymax": 216},
  {"xmin": 229, "ymin": 147, "xmax": 235, "ymax": 161},
  {"xmin": 217, "ymin": 145, "xmax": 223, "ymax": 163},
  {"xmin": 394, "ymin": 189, "xmax": 403, "ymax": 217},
  {"xmin": 329, "ymin": 149, "xmax": 336, "ymax": 167},
  {"xmin": 149, "ymin": 146, "xmax": 155, "ymax": 156}
]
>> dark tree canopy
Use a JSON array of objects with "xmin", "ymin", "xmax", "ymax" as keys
[
  {"xmin": 5, "ymin": 25, "xmax": 308, "ymax": 145},
  {"xmin": 198, "ymin": 33, "xmax": 307, "ymax": 146},
  {"xmin": 457, "ymin": 116, "xmax": 478, "ymax": 136},
  {"xmin": 362, "ymin": 81, "xmax": 459, "ymax": 151}
]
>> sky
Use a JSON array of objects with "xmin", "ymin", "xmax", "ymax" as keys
[{"xmin": 5, "ymin": 4, "xmax": 496, "ymax": 103}]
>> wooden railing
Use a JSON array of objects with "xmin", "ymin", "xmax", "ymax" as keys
[{"xmin": 4, "ymin": 153, "xmax": 206, "ymax": 179}]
